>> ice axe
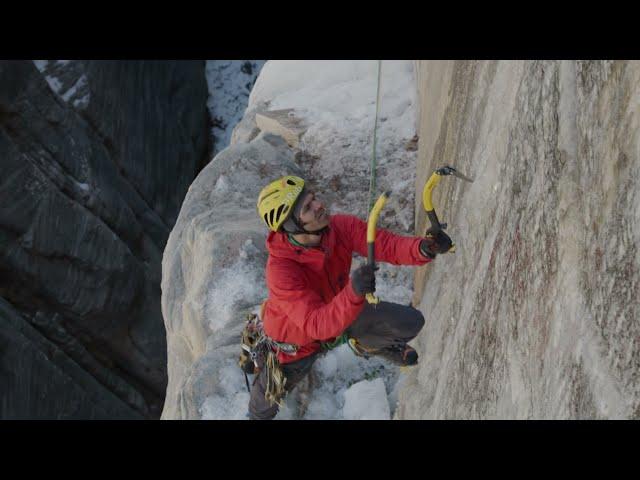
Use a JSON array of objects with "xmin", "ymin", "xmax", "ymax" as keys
[
  {"xmin": 422, "ymin": 165, "xmax": 474, "ymax": 253},
  {"xmin": 365, "ymin": 190, "xmax": 390, "ymax": 304}
]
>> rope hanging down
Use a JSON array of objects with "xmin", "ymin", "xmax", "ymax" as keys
[{"xmin": 367, "ymin": 60, "xmax": 383, "ymax": 214}]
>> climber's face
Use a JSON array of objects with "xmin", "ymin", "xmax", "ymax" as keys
[{"xmin": 296, "ymin": 191, "xmax": 329, "ymax": 232}]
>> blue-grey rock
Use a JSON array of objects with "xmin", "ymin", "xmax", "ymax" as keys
[{"xmin": 0, "ymin": 60, "xmax": 211, "ymax": 418}]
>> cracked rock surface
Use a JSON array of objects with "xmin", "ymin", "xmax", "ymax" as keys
[
  {"xmin": 401, "ymin": 60, "xmax": 640, "ymax": 419},
  {"xmin": 0, "ymin": 60, "xmax": 211, "ymax": 419}
]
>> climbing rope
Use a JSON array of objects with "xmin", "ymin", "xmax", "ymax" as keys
[
  {"xmin": 367, "ymin": 60, "xmax": 383, "ymax": 214},
  {"xmin": 264, "ymin": 349, "xmax": 287, "ymax": 407}
]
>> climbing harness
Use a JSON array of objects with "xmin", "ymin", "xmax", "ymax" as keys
[
  {"xmin": 264, "ymin": 349, "xmax": 287, "ymax": 407},
  {"xmin": 238, "ymin": 309, "xmax": 298, "ymax": 407},
  {"xmin": 239, "ymin": 312, "xmax": 356, "ymax": 405}
]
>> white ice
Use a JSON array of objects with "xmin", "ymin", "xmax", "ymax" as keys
[
  {"xmin": 205, "ymin": 60, "xmax": 267, "ymax": 156},
  {"xmin": 343, "ymin": 378, "xmax": 391, "ymax": 420}
]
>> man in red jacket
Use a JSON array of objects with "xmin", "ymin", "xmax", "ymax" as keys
[{"xmin": 250, "ymin": 175, "xmax": 452, "ymax": 419}]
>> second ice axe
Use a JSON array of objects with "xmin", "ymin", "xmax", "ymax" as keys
[{"xmin": 422, "ymin": 165, "xmax": 474, "ymax": 253}]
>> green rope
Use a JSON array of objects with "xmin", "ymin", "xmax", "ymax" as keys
[
  {"xmin": 321, "ymin": 333, "xmax": 349, "ymax": 351},
  {"xmin": 367, "ymin": 60, "xmax": 383, "ymax": 214}
]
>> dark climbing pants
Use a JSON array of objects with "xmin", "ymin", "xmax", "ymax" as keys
[{"xmin": 248, "ymin": 301, "xmax": 425, "ymax": 420}]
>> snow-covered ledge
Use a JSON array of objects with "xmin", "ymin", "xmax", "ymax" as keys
[{"xmin": 161, "ymin": 61, "xmax": 420, "ymax": 419}]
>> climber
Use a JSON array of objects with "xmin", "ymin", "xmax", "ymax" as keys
[{"xmin": 249, "ymin": 175, "xmax": 452, "ymax": 420}]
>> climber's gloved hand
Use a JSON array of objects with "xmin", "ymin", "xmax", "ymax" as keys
[
  {"xmin": 351, "ymin": 264, "xmax": 377, "ymax": 297},
  {"xmin": 420, "ymin": 228, "xmax": 453, "ymax": 258}
]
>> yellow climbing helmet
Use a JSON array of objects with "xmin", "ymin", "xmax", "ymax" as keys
[{"xmin": 257, "ymin": 175, "xmax": 306, "ymax": 232}]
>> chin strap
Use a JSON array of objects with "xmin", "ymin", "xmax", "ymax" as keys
[{"xmin": 282, "ymin": 214, "xmax": 329, "ymax": 235}]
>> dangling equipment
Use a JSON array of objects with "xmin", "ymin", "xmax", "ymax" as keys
[
  {"xmin": 421, "ymin": 165, "xmax": 474, "ymax": 253},
  {"xmin": 365, "ymin": 190, "xmax": 390, "ymax": 304},
  {"xmin": 238, "ymin": 310, "xmax": 298, "ymax": 406}
]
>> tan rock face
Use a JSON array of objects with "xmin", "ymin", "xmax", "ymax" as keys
[
  {"xmin": 400, "ymin": 61, "xmax": 640, "ymax": 419},
  {"xmin": 160, "ymin": 134, "xmax": 303, "ymax": 419}
]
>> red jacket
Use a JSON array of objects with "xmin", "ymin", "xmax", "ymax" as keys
[{"xmin": 262, "ymin": 214, "xmax": 432, "ymax": 364}]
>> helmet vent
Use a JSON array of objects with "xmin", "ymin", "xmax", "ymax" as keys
[
  {"xmin": 260, "ymin": 190, "xmax": 278, "ymax": 202},
  {"xmin": 275, "ymin": 204, "xmax": 285, "ymax": 223},
  {"xmin": 286, "ymin": 179, "xmax": 296, "ymax": 186},
  {"xmin": 268, "ymin": 209, "xmax": 275, "ymax": 227},
  {"xmin": 263, "ymin": 213, "xmax": 270, "ymax": 228}
]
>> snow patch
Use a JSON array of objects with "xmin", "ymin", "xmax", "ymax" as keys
[
  {"xmin": 73, "ymin": 95, "xmax": 90, "ymax": 109},
  {"xmin": 249, "ymin": 60, "xmax": 418, "ymax": 230},
  {"xmin": 31, "ymin": 60, "xmax": 90, "ymax": 109},
  {"xmin": 33, "ymin": 60, "xmax": 49, "ymax": 72},
  {"xmin": 205, "ymin": 240, "xmax": 266, "ymax": 332},
  {"xmin": 343, "ymin": 378, "xmax": 391, "ymax": 420},
  {"xmin": 200, "ymin": 359, "xmax": 251, "ymax": 420},
  {"xmin": 44, "ymin": 75, "xmax": 63, "ymax": 94},
  {"xmin": 205, "ymin": 60, "xmax": 267, "ymax": 156},
  {"xmin": 61, "ymin": 75, "xmax": 88, "ymax": 102}
]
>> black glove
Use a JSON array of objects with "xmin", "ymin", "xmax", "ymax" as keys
[
  {"xmin": 420, "ymin": 228, "xmax": 453, "ymax": 258},
  {"xmin": 351, "ymin": 264, "xmax": 377, "ymax": 297}
]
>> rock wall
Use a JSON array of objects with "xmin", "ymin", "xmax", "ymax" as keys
[
  {"xmin": 398, "ymin": 61, "xmax": 640, "ymax": 419},
  {"xmin": 0, "ymin": 60, "xmax": 211, "ymax": 418},
  {"xmin": 160, "ymin": 133, "xmax": 301, "ymax": 419}
]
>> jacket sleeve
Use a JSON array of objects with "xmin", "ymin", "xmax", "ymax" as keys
[
  {"xmin": 335, "ymin": 214, "xmax": 433, "ymax": 266},
  {"xmin": 267, "ymin": 260, "xmax": 366, "ymax": 341}
]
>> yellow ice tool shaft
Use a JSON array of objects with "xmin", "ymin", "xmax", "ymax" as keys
[
  {"xmin": 421, "ymin": 170, "xmax": 456, "ymax": 253},
  {"xmin": 366, "ymin": 191, "xmax": 390, "ymax": 304},
  {"xmin": 422, "ymin": 170, "xmax": 443, "ymax": 213}
]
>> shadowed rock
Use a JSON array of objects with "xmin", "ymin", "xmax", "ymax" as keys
[{"xmin": 0, "ymin": 60, "xmax": 211, "ymax": 419}]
